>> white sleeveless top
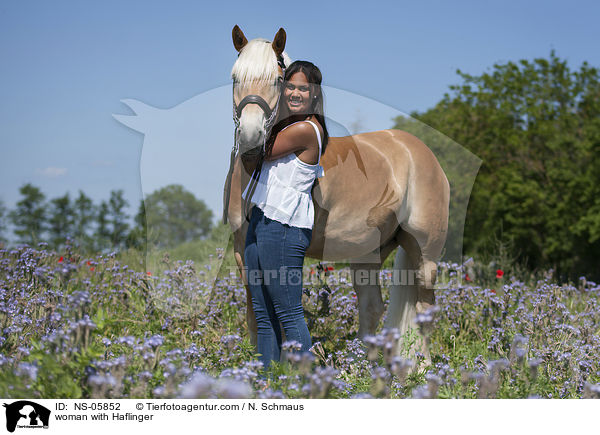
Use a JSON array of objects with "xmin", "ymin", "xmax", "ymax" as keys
[{"xmin": 242, "ymin": 120, "xmax": 325, "ymax": 229}]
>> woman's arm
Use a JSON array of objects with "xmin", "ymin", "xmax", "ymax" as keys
[{"xmin": 264, "ymin": 122, "xmax": 317, "ymax": 161}]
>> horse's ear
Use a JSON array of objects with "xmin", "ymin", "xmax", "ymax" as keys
[
  {"xmin": 272, "ymin": 28, "xmax": 286, "ymax": 57},
  {"xmin": 232, "ymin": 25, "xmax": 248, "ymax": 52}
]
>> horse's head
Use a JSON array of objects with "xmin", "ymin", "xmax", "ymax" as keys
[{"xmin": 231, "ymin": 25, "xmax": 290, "ymax": 157}]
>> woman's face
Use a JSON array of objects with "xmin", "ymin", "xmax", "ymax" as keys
[{"xmin": 284, "ymin": 72, "xmax": 312, "ymax": 115}]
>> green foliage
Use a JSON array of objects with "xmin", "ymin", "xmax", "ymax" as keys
[
  {"xmin": 48, "ymin": 193, "xmax": 75, "ymax": 250},
  {"xmin": 126, "ymin": 199, "xmax": 147, "ymax": 251},
  {"xmin": 143, "ymin": 221, "xmax": 235, "ymax": 280},
  {"xmin": 142, "ymin": 184, "xmax": 213, "ymax": 248},
  {"xmin": 91, "ymin": 190, "xmax": 130, "ymax": 252},
  {"xmin": 9, "ymin": 183, "xmax": 46, "ymax": 245},
  {"xmin": 0, "ymin": 199, "xmax": 7, "ymax": 243},
  {"xmin": 396, "ymin": 51, "xmax": 600, "ymax": 280},
  {"xmin": 73, "ymin": 190, "xmax": 96, "ymax": 252},
  {"xmin": 1, "ymin": 183, "xmax": 217, "ymax": 261},
  {"xmin": 108, "ymin": 190, "xmax": 130, "ymax": 249},
  {"xmin": 94, "ymin": 200, "xmax": 111, "ymax": 252}
]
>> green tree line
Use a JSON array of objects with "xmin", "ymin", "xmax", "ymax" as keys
[
  {"xmin": 0, "ymin": 184, "xmax": 213, "ymax": 252},
  {"xmin": 394, "ymin": 51, "xmax": 600, "ymax": 281}
]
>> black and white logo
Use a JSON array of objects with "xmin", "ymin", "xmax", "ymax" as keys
[{"xmin": 3, "ymin": 401, "xmax": 50, "ymax": 432}]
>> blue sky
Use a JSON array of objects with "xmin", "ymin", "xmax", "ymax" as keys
[{"xmin": 1, "ymin": 0, "xmax": 599, "ymax": 229}]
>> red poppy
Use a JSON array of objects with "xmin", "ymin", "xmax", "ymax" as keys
[
  {"xmin": 310, "ymin": 270, "xmax": 315, "ymax": 275},
  {"xmin": 147, "ymin": 271, "xmax": 152, "ymax": 276},
  {"xmin": 86, "ymin": 261, "xmax": 91, "ymax": 266},
  {"xmin": 58, "ymin": 256, "xmax": 63, "ymax": 263},
  {"xmin": 465, "ymin": 273, "xmax": 471, "ymax": 282},
  {"xmin": 490, "ymin": 289, "xmax": 496, "ymax": 295},
  {"xmin": 326, "ymin": 266, "xmax": 334, "ymax": 271},
  {"xmin": 90, "ymin": 267, "xmax": 95, "ymax": 272},
  {"xmin": 496, "ymin": 269, "xmax": 504, "ymax": 279}
]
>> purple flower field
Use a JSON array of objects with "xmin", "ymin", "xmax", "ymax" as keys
[{"xmin": 1, "ymin": 245, "xmax": 599, "ymax": 399}]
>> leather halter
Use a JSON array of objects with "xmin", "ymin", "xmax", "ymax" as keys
[
  {"xmin": 223, "ymin": 55, "xmax": 286, "ymax": 225},
  {"xmin": 235, "ymin": 94, "xmax": 275, "ymax": 120}
]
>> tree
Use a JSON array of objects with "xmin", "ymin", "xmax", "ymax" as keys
[
  {"xmin": 48, "ymin": 193, "xmax": 75, "ymax": 249},
  {"xmin": 143, "ymin": 184, "xmax": 213, "ymax": 247},
  {"xmin": 108, "ymin": 190, "xmax": 129, "ymax": 249},
  {"xmin": 9, "ymin": 183, "xmax": 46, "ymax": 245},
  {"xmin": 73, "ymin": 190, "xmax": 96, "ymax": 251},
  {"xmin": 126, "ymin": 199, "xmax": 147, "ymax": 251},
  {"xmin": 0, "ymin": 199, "xmax": 7, "ymax": 245},
  {"xmin": 95, "ymin": 200, "xmax": 111, "ymax": 252},
  {"xmin": 398, "ymin": 51, "xmax": 600, "ymax": 280}
]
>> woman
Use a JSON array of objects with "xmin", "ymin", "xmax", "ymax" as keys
[{"xmin": 243, "ymin": 60, "xmax": 329, "ymax": 371}]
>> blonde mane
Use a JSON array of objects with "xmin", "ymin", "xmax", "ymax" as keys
[{"xmin": 231, "ymin": 38, "xmax": 291, "ymax": 87}]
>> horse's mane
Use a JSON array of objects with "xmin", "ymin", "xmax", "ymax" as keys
[{"xmin": 231, "ymin": 38, "xmax": 291, "ymax": 87}]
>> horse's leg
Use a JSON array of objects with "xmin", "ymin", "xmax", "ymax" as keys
[
  {"xmin": 385, "ymin": 229, "xmax": 439, "ymax": 364},
  {"xmin": 233, "ymin": 227, "xmax": 258, "ymax": 347},
  {"xmin": 343, "ymin": 241, "xmax": 397, "ymax": 365},
  {"xmin": 349, "ymin": 259, "xmax": 385, "ymax": 340},
  {"xmin": 384, "ymin": 244, "xmax": 416, "ymax": 337},
  {"xmin": 399, "ymin": 227, "xmax": 440, "ymax": 316}
]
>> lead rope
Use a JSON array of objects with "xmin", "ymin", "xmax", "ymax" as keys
[
  {"xmin": 243, "ymin": 149, "xmax": 265, "ymax": 223},
  {"xmin": 221, "ymin": 145, "xmax": 237, "ymax": 225},
  {"xmin": 222, "ymin": 128, "xmax": 266, "ymax": 225},
  {"xmin": 222, "ymin": 105, "xmax": 240, "ymax": 225}
]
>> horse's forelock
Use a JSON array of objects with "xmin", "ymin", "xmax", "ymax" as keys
[{"xmin": 231, "ymin": 38, "xmax": 290, "ymax": 87}]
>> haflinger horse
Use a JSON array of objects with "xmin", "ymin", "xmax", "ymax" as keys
[{"xmin": 224, "ymin": 25, "xmax": 449, "ymax": 362}]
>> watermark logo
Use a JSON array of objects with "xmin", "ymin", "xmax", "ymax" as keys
[{"xmin": 3, "ymin": 401, "xmax": 50, "ymax": 432}]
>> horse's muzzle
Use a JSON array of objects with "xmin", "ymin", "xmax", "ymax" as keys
[{"xmin": 238, "ymin": 135, "xmax": 264, "ymax": 156}]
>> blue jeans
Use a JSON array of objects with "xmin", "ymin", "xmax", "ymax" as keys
[{"xmin": 244, "ymin": 206, "xmax": 312, "ymax": 370}]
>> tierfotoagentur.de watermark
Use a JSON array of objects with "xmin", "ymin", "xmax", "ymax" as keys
[{"xmin": 224, "ymin": 265, "xmax": 420, "ymax": 287}]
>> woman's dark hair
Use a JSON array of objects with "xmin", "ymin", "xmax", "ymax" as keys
[{"xmin": 281, "ymin": 60, "xmax": 329, "ymax": 153}]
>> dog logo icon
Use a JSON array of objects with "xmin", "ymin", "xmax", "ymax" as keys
[{"xmin": 3, "ymin": 401, "xmax": 50, "ymax": 432}]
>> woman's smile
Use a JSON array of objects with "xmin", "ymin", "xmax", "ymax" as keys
[{"xmin": 284, "ymin": 72, "xmax": 311, "ymax": 114}]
